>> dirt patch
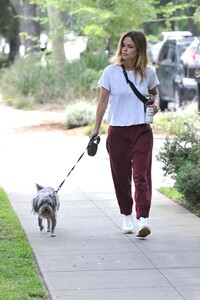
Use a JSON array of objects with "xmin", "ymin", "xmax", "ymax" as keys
[{"xmin": 15, "ymin": 120, "xmax": 88, "ymax": 136}]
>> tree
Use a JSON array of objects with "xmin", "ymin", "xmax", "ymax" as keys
[
  {"xmin": 9, "ymin": 0, "xmax": 40, "ymax": 55},
  {"xmin": 2, "ymin": 0, "xmax": 200, "ymax": 66},
  {"xmin": 69, "ymin": 0, "xmax": 157, "ymax": 52},
  {"xmin": 0, "ymin": 0, "xmax": 20, "ymax": 65},
  {"xmin": 46, "ymin": 5, "xmax": 66, "ymax": 68},
  {"xmin": 30, "ymin": 0, "xmax": 158, "ymax": 54},
  {"xmin": 30, "ymin": 0, "xmax": 69, "ymax": 66},
  {"xmin": 150, "ymin": 0, "xmax": 200, "ymax": 35}
]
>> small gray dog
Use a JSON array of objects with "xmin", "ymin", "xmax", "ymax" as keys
[{"xmin": 32, "ymin": 184, "xmax": 60, "ymax": 237}]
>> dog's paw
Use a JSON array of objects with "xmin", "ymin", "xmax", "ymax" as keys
[
  {"xmin": 40, "ymin": 226, "xmax": 44, "ymax": 231},
  {"xmin": 50, "ymin": 233, "xmax": 56, "ymax": 237},
  {"xmin": 47, "ymin": 229, "xmax": 50, "ymax": 232}
]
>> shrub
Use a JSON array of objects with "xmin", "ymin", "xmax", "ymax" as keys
[
  {"xmin": 86, "ymin": 121, "xmax": 108, "ymax": 135},
  {"xmin": 156, "ymin": 121, "xmax": 200, "ymax": 206},
  {"xmin": 156, "ymin": 124, "xmax": 199, "ymax": 177},
  {"xmin": 64, "ymin": 100, "xmax": 96, "ymax": 129},
  {"xmin": 0, "ymin": 54, "xmax": 69, "ymax": 107},
  {"xmin": 0, "ymin": 51, "xmax": 108, "ymax": 108},
  {"xmin": 0, "ymin": 53, "xmax": 8, "ymax": 69},
  {"xmin": 175, "ymin": 160, "xmax": 200, "ymax": 206},
  {"xmin": 63, "ymin": 52, "xmax": 107, "ymax": 95},
  {"xmin": 80, "ymin": 51, "xmax": 108, "ymax": 70},
  {"xmin": 152, "ymin": 101, "xmax": 199, "ymax": 135}
]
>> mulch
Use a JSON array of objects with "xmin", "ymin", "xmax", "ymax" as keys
[{"xmin": 14, "ymin": 120, "xmax": 88, "ymax": 136}]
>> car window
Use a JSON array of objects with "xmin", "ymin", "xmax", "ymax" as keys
[
  {"xmin": 158, "ymin": 44, "xmax": 170, "ymax": 61},
  {"xmin": 168, "ymin": 47, "xmax": 176, "ymax": 62},
  {"xmin": 178, "ymin": 43, "xmax": 191, "ymax": 56},
  {"xmin": 158, "ymin": 43, "xmax": 176, "ymax": 64},
  {"xmin": 177, "ymin": 37, "xmax": 195, "ymax": 57},
  {"xmin": 158, "ymin": 36, "xmax": 195, "ymax": 64}
]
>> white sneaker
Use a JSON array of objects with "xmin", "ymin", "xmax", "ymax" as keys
[
  {"xmin": 122, "ymin": 215, "xmax": 134, "ymax": 234},
  {"xmin": 137, "ymin": 217, "xmax": 151, "ymax": 238}
]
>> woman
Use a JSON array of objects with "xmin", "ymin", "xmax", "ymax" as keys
[{"xmin": 89, "ymin": 30, "xmax": 159, "ymax": 238}]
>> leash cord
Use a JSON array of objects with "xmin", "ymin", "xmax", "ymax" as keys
[
  {"xmin": 55, "ymin": 148, "xmax": 87, "ymax": 193},
  {"xmin": 55, "ymin": 136, "xmax": 100, "ymax": 193}
]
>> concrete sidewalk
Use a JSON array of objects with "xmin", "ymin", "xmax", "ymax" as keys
[{"xmin": 1, "ymin": 106, "xmax": 200, "ymax": 300}]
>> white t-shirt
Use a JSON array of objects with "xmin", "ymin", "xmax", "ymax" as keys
[{"xmin": 98, "ymin": 64, "xmax": 159, "ymax": 126}]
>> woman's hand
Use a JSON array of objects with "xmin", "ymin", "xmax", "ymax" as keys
[
  {"xmin": 153, "ymin": 104, "xmax": 159, "ymax": 115},
  {"xmin": 149, "ymin": 87, "xmax": 160, "ymax": 115},
  {"xmin": 89, "ymin": 128, "xmax": 99, "ymax": 140},
  {"xmin": 148, "ymin": 86, "xmax": 160, "ymax": 115}
]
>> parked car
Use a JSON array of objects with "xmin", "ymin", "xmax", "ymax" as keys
[
  {"xmin": 156, "ymin": 36, "xmax": 197, "ymax": 111},
  {"xmin": 149, "ymin": 31, "xmax": 192, "ymax": 65}
]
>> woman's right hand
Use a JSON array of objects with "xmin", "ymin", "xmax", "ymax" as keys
[{"xmin": 89, "ymin": 128, "xmax": 99, "ymax": 140}]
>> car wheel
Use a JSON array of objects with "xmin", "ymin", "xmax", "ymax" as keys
[{"xmin": 159, "ymin": 98, "xmax": 168, "ymax": 111}]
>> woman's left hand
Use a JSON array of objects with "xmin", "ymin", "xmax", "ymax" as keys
[
  {"xmin": 153, "ymin": 105, "xmax": 159, "ymax": 115},
  {"xmin": 148, "ymin": 87, "xmax": 160, "ymax": 115}
]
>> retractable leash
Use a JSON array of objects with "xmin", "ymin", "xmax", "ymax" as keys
[{"xmin": 55, "ymin": 136, "xmax": 100, "ymax": 193}]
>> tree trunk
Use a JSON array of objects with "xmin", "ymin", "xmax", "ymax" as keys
[
  {"xmin": 9, "ymin": 0, "xmax": 40, "ymax": 54},
  {"xmin": 186, "ymin": 7, "xmax": 196, "ymax": 34},
  {"xmin": 7, "ymin": 28, "xmax": 20, "ymax": 65},
  {"xmin": 47, "ymin": 6, "xmax": 66, "ymax": 68},
  {"xmin": 7, "ymin": 3, "xmax": 20, "ymax": 65}
]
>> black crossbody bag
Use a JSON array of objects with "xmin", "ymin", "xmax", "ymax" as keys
[{"xmin": 121, "ymin": 65, "xmax": 153, "ymax": 111}]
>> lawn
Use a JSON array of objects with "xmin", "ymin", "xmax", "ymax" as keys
[{"xmin": 0, "ymin": 187, "xmax": 49, "ymax": 300}]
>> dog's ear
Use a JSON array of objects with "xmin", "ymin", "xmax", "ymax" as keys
[{"xmin": 36, "ymin": 183, "xmax": 44, "ymax": 191}]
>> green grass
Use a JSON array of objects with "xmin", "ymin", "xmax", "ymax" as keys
[
  {"xmin": 158, "ymin": 186, "xmax": 200, "ymax": 217},
  {"xmin": 158, "ymin": 187, "xmax": 183, "ymax": 201},
  {"xmin": 0, "ymin": 187, "xmax": 49, "ymax": 300}
]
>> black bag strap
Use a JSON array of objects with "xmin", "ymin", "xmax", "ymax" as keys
[{"xmin": 121, "ymin": 64, "xmax": 148, "ymax": 104}]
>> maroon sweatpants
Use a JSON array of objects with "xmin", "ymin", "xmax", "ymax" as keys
[{"xmin": 106, "ymin": 124, "xmax": 153, "ymax": 219}]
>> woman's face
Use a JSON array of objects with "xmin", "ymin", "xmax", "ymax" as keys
[{"xmin": 121, "ymin": 36, "xmax": 138, "ymax": 63}]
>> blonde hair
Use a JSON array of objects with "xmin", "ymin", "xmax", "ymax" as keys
[{"xmin": 109, "ymin": 30, "xmax": 148, "ymax": 82}]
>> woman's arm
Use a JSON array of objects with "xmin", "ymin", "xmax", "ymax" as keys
[{"xmin": 89, "ymin": 87, "xmax": 109, "ymax": 139}]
